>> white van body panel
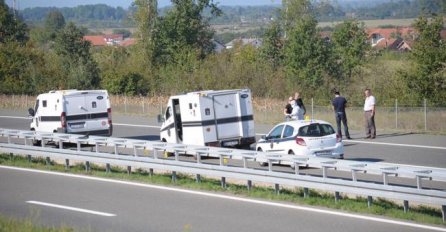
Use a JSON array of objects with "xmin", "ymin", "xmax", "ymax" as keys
[
  {"xmin": 160, "ymin": 89, "xmax": 255, "ymax": 148},
  {"xmin": 30, "ymin": 90, "xmax": 112, "ymax": 136}
]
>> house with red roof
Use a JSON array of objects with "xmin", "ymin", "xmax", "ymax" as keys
[{"xmin": 83, "ymin": 34, "xmax": 136, "ymax": 47}]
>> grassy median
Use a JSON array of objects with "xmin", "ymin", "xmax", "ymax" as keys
[{"xmin": 1, "ymin": 153, "xmax": 445, "ymax": 227}]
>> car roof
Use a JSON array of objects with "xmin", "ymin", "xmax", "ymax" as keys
[{"xmin": 279, "ymin": 119, "xmax": 332, "ymax": 127}]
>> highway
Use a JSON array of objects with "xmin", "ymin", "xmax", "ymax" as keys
[
  {"xmin": 1, "ymin": 166, "xmax": 444, "ymax": 232},
  {"xmin": 1, "ymin": 109, "xmax": 446, "ymax": 231}
]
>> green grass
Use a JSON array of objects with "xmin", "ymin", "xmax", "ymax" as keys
[
  {"xmin": 0, "ymin": 213, "xmax": 75, "ymax": 232},
  {"xmin": 1, "ymin": 153, "xmax": 445, "ymax": 226}
]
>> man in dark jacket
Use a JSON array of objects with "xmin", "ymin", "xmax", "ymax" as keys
[{"xmin": 332, "ymin": 91, "xmax": 351, "ymax": 139}]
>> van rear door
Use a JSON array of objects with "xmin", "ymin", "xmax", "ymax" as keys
[
  {"xmin": 213, "ymin": 93, "xmax": 241, "ymax": 140},
  {"xmin": 64, "ymin": 91, "xmax": 110, "ymax": 135}
]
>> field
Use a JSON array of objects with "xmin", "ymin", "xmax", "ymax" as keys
[{"xmin": 318, "ymin": 18, "xmax": 416, "ymax": 28}]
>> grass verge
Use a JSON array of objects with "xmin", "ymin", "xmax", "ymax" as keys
[
  {"xmin": 0, "ymin": 213, "xmax": 75, "ymax": 232},
  {"xmin": 1, "ymin": 153, "xmax": 445, "ymax": 226}
]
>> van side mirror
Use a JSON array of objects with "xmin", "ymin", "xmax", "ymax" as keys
[
  {"xmin": 261, "ymin": 135, "xmax": 266, "ymax": 140},
  {"xmin": 28, "ymin": 108, "xmax": 35, "ymax": 117},
  {"xmin": 157, "ymin": 114, "xmax": 165, "ymax": 123}
]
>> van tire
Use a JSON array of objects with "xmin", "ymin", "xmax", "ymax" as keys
[{"xmin": 30, "ymin": 129, "xmax": 41, "ymax": 146}]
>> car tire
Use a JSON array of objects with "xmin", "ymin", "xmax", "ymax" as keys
[
  {"xmin": 289, "ymin": 150, "xmax": 296, "ymax": 169},
  {"xmin": 257, "ymin": 148, "xmax": 268, "ymax": 167}
]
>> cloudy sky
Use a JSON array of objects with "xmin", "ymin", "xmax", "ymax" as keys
[{"xmin": 6, "ymin": 0, "xmax": 282, "ymax": 9}]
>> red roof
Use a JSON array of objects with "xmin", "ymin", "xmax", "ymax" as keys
[
  {"xmin": 367, "ymin": 27, "xmax": 415, "ymax": 40},
  {"xmin": 83, "ymin": 36, "xmax": 107, "ymax": 46},
  {"xmin": 120, "ymin": 38, "xmax": 136, "ymax": 47}
]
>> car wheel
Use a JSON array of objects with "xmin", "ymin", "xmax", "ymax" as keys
[{"xmin": 257, "ymin": 148, "xmax": 268, "ymax": 167}]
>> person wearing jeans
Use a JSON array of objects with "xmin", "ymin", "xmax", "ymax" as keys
[{"xmin": 332, "ymin": 91, "xmax": 351, "ymax": 139}]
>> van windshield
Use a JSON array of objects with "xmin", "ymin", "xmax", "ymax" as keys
[{"xmin": 298, "ymin": 123, "xmax": 335, "ymax": 137}]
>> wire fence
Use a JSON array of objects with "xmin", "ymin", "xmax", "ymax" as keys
[{"xmin": 1, "ymin": 94, "xmax": 445, "ymax": 133}]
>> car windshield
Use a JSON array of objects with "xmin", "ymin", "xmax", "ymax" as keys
[{"xmin": 298, "ymin": 123, "xmax": 335, "ymax": 137}]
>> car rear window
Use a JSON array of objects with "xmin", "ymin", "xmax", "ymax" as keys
[{"xmin": 298, "ymin": 123, "xmax": 335, "ymax": 137}]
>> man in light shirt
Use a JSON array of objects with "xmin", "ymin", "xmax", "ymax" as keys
[{"xmin": 363, "ymin": 88, "xmax": 376, "ymax": 139}]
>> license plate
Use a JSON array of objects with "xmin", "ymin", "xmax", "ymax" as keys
[
  {"xmin": 315, "ymin": 151, "xmax": 332, "ymax": 156},
  {"xmin": 69, "ymin": 123, "xmax": 85, "ymax": 129},
  {"xmin": 223, "ymin": 140, "xmax": 238, "ymax": 146}
]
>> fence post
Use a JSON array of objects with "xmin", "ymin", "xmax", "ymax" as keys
[
  {"xmin": 311, "ymin": 98, "xmax": 314, "ymax": 119},
  {"xmin": 395, "ymin": 99, "xmax": 398, "ymax": 129},
  {"xmin": 424, "ymin": 98, "xmax": 427, "ymax": 131},
  {"xmin": 124, "ymin": 95, "xmax": 127, "ymax": 114},
  {"xmin": 142, "ymin": 97, "xmax": 145, "ymax": 114}
]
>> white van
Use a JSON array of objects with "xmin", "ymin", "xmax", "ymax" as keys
[
  {"xmin": 158, "ymin": 89, "xmax": 256, "ymax": 149},
  {"xmin": 28, "ymin": 90, "xmax": 112, "ymax": 136}
]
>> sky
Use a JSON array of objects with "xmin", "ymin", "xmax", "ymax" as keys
[{"xmin": 6, "ymin": 0, "xmax": 282, "ymax": 9}]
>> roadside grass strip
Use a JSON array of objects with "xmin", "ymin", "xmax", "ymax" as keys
[{"xmin": 1, "ymin": 153, "xmax": 446, "ymax": 229}]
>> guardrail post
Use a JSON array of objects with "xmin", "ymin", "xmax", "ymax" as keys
[
  {"xmin": 304, "ymin": 188, "xmax": 309, "ymax": 198},
  {"xmin": 45, "ymin": 157, "xmax": 51, "ymax": 166},
  {"xmin": 172, "ymin": 171, "xmax": 177, "ymax": 182},
  {"xmin": 27, "ymin": 155, "xmax": 32, "ymax": 163},
  {"xmin": 335, "ymin": 192, "xmax": 341, "ymax": 202},
  {"xmin": 247, "ymin": 180, "xmax": 252, "ymax": 191},
  {"xmin": 196, "ymin": 153, "xmax": 202, "ymax": 164},
  {"xmin": 77, "ymin": 141, "xmax": 81, "ymax": 151},
  {"xmin": 243, "ymin": 157, "xmax": 248, "ymax": 168},
  {"xmin": 196, "ymin": 174, "xmax": 201, "ymax": 183},
  {"xmin": 403, "ymin": 200, "xmax": 409, "ymax": 213},
  {"xmin": 106, "ymin": 163, "xmax": 111, "ymax": 173},
  {"xmin": 65, "ymin": 159, "xmax": 69, "ymax": 170},
  {"xmin": 59, "ymin": 140, "xmax": 63, "ymax": 149},
  {"xmin": 114, "ymin": 145, "xmax": 119, "ymax": 155},
  {"xmin": 275, "ymin": 184, "xmax": 280, "ymax": 195},
  {"xmin": 268, "ymin": 160, "xmax": 273, "ymax": 172},
  {"xmin": 127, "ymin": 166, "xmax": 131, "ymax": 175},
  {"xmin": 294, "ymin": 164, "xmax": 300, "ymax": 175},
  {"xmin": 367, "ymin": 196, "xmax": 373, "ymax": 208},
  {"xmin": 352, "ymin": 170, "xmax": 357, "ymax": 182},
  {"xmin": 149, "ymin": 168, "xmax": 154, "ymax": 177},
  {"xmin": 442, "ymin": 205, "xmax": 446, "ymax": 222},
  {"xmin": 322, "ymin": 167, "xmax": 327, "ymax": 178},
  {"xmin": 85, "ymin": 161, "xmax": 90, "ymax": 172},
  {"xmin": 9, "ymin": 153, "xmax": 13, "ymax": 161},
  {"xmin": 221, "ymin": 177, "xmax": 226, "ymax": 188},
  {"xmin": 96, "ymin": 142, "xmax": 99, "ymax": 153},
  {"xmin": 174, "ymin": 150, "xmax": 179, "ymax": 161},
  {"xmin": 416, "ymin": 176, "xmax": 422, "ymax": 189},
  {"xmin": 153, "ymin": 149, "xmax": 158, "ymax": 159},
  {"xmin": 383, "ymin": 173, "xmax": 389, "ymax": 185}
]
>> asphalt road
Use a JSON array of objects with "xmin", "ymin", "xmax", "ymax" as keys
[
  {"xmin": 1, "ymin": 166, "xmax": 444, "ymax": 232},
  {"xmin": 1, "ymin": 109, "xmax": 445, "ymax": 168},
  {"xmin": 1, "ymin": 109, "xmax": 446, "ymax": 231}
]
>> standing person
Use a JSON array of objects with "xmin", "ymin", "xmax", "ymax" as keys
[
  {"xmin": 294, "ymin": 92, "xmax": 306, "ymax": 120},
  {"xmin": 283, "ymin": 96, "xmax": 293, "ymax": 121},
  {"xmin": 363, "ymin": 88, "xmax": 376, "ymax": 139},
  {"xmin": 332, "ymin": 91, "xmax": 351, "ymax": 139}
]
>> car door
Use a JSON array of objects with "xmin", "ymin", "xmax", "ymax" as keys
[
  {"xmin": 265, "ymin": 124, "xmax": 284, "ymax": 152},
  {"xmin": 278, "ymin": 125, "xmax": 295, "ymax": 154}
]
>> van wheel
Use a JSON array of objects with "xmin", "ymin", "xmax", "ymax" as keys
[
  {"xmin": 32, "ymin": 139, "xmax": 41, "ymax": 146},
  {"xmin": 257, "ymin": 148, "xmax": 268, "ymax": 167},
  {"xmin": 30, "ymin": 129, "xmax": 41, "ymax": 146},
  {"xmin": 288, "ymin": 150, "xmax": 295, "ymax": 155}
]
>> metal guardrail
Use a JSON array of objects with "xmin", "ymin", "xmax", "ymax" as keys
[{"xmin": 0, "ymin": 128, "xmax": 445, "ymax": 221}]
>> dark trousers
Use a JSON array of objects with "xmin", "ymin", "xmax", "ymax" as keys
[
  {"xmin": 335, "ymin": 112, "xmax": 350, "ymax": 138},
  {"xmin": 364, "ymin": 111, "xmax": 376, "ymax": 138}
]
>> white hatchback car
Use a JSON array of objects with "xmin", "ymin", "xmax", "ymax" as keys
[{"xmin": 256, "ymin": 120, "xmax": 344, "ymax": 159}]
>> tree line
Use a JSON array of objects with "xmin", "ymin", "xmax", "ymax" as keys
[{"xmin": 0, "ymin": 0, "xmax": 445, "ymax": 106}]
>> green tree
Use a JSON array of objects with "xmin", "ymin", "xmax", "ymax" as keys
[
  {"xmin": 283, "ymin": 0, "xmax": 329, "ymax": 94},
  {"xmin": 402, "ymin": 16, "xmax": 446, "ymax": 104},
  {"xmin": 331, "ymin": 19, "xmax": 369, "ymax": 86},
  {"xmin": 0, "ymin": 0, "xmax": 28, "ymax": 45},
  {"xmin": 54, "ymin": 22, "xmax": 100, "ymax": 89},
  {"xmin": 260, "ymin": 20, "xmax": 283, "ymax": 70},
  {"xmin": 133, "ymin": 0, "xmax": 158, "ymax": 70},
  {"xmin": 157, "ymin": 0, "xmax": 222, "ymax": 65},
  {"xmin": 45, "ymin": 10, "xmax": 66, "ymax": 40}
]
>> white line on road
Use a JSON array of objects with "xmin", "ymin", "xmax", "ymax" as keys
[
  {"xmin": 1, "ymin": 115, "xmax": 445, "ymax": 150},
  {"xmin": 0, "ymin": 116, "xmax": 28, "ymax": 119},
  {"xmin": 26, "ymin": 200, "xmax": 116, "ymax": 217},
  {"xmin": 2, "ymin": 166, "xmax": 444, "ymax": 232},
  {"xmin": 344, "ymin": 140, "xmax": 446, "ymax": 150}
]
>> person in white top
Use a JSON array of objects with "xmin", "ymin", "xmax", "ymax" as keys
[{"xmin": 363, "ymin": 88, "xmax": 376, "ymax": 139}]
